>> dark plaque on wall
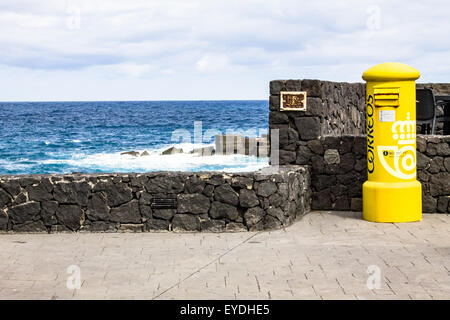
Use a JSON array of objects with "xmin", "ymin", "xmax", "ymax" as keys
[{"xmin": 280, "ymin": 91, "xmax": 307, "ymax": 111}]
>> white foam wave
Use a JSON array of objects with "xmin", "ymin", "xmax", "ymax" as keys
[{"xmin": 38, "ymin": 143, "xmax": 268, "ymax": 173}]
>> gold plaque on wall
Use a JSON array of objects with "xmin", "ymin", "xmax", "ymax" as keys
[{"xmin": 280, "ymin": 91, "xmax": 307, "ymax": 111}]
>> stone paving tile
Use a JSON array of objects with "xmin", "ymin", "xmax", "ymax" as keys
[{"xmin": 0, "ymin": 211, "xmax": 449, "ymax": 300}]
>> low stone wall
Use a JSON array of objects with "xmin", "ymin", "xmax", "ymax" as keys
[
  {"xmin": 307, "ymin": 135, "xmax": 450, "ymax": 213},
  {"xmin": 0, "ymin": 166, "xmax": 311, "ymax": 233}
]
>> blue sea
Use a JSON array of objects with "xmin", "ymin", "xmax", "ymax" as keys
[{"xmin": 0, "ymin": 101, "xmax": 269, "ymax": 175}]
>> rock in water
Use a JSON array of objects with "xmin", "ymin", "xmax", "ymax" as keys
[
  {"xmin": 140, "ymin": 151, "xmax": 150, "ymax": 156},
  {"xmin": 121, "ymin": 151, "xmax": 140, "ymax": 157},
  {"xmin": 161, "ymin": 147, "xmax": 183, "ymax": 155},
  {"xmin": 192, "ymin": 146, "xmax": 215, "ymax": 156}
]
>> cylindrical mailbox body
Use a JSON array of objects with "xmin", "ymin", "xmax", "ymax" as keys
[{"xmin": 362, "ymin": 62, "xmax": 422, "ymax": 222}]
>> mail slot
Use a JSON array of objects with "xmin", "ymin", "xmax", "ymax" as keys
[{"xmin": 362, "ymin": 62, "xmax": 422, "ymax": 223}]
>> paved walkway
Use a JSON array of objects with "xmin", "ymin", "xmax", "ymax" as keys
[{"xmin": 1, "ymin": 211, "xmax": 450, "ymax": 300}]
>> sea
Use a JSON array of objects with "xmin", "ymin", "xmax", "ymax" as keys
[{"xmin": 0, "ymin": 100, "xmax": 269, "ymax": 175}]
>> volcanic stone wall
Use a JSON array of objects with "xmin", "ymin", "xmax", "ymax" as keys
[
  {"xmin": 305, "ymin": 135, "xmax": 450, "ymax": 213},
  {"xmin": 269, "ymin": 79, "xmax": 366, "ymax": 165},
  {"xmin": 0, "ymin": 166, "xmax": 311, "ymax": 233},
  {"xmin": 269, "ymin": 79, "xmax": 450, "ymax": 213}
]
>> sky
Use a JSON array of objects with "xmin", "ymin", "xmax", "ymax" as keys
[{"xmin": 0, "ymin": 0, "xmax": 449, "ymax": 101}]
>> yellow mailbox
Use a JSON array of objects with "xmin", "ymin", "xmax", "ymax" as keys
[{"xmin": 362, "ymin": 62, "xmax": 422, "ymax": 222}]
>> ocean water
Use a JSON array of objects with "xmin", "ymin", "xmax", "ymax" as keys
[{"xmin": 0, "ymin": 101, "xmax": 269, "ymax": 175}]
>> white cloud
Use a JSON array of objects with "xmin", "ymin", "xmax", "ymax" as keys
[{"xmin": 0, "ymin": 0, "xmax": 449, "ymax": 100}]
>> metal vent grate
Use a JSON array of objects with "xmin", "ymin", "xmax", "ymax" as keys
[{"xmin": 151, "ymin": 197, "xmax": 177, "ymax": 209}]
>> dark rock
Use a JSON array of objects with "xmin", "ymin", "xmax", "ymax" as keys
[
  {"xmin": 263, "ymin": 215, "xmax": 282, "ymax": 229},
  {"xmin": 0, "ymin": 209, "xmax": 8, "ymax": 231},
  {"xmin": 178, "ymin": 193, "xmax": 210, "ymax": 214},
  {"xmin": 239, "ymin": 189, "xmax": 259, "ymax": 208},
  {"xmin": 26, "ymin": 183, "xmax": 53, "ymax": 201},
  {"xmin": 269, "ymin": 80, "xmax": 286, "ymax": 95},
  {"xmin": 429, "ymin": 157, "xmax": 444, "ymax": 173},
  {"xmin": 209, "ymin": 201, "xmax": 239, "ymax": 220},
  {"xmin": 351, "ymin": 198, "xmax": 363, "ymax": 211},
  {"xmin": 202, "ymin": 184, "xmax": 214, "ymax": 197},
  {"xmin": 140, "ymin": 205, "xmax": 152, "ymax": 220},
  {"xmin": 256, "ymin": 181, "xmax": 277, "ymax": 197},
  {"xmin": 138, "ymin": 192, "xmax": 152, "ymax": 205},
  {"xmin": 437, "ymin": 196, "xmax": 450, "ymax": 213},
  {"xmin": 231, "ymin": 176, "xmax": 253, "ymax": 189},
  {"xmin": 214, "ymin": 184, "xmax": 239, "ymax": 206},
  {"xmin": 0, "ymin": 180, "xmax": 21, "ymax": 197},
  {"xmin": 172, "ymin": 214, "xmax": 200, "ymax": 231},
  {"xmin": 278, "ymin": 150, "xmax": 296, "ymax": 164},
  {"xmin": 294, "ymin": 117, "xmax": 321, "ymax": 140},
  {"xmin": 311, "ymin": 156, "xmax": 325, "ymax": 173},
  {"xmin": 285, "ymin": 79, "xmax": 301, "ymax": 91},
  {"xmin": 268, "ymin": 193, "xmax": 283, "ymax": 207},
  {"xmin": 444, "ymin": 157, "xmax": 450, "ymax": 172},
  {"xmin": 86, "ymin": 192, "xmax": 110, "ymax": 221},
  {"xmin": 422, "ymin": 194, "xmax": 437, "ymax": 213},
  {"xmin": 312, "ymin": 189, "xmax": 332, "ymax": 210},
  {"xmin": 201, "ymin": 219, "xmax": 226, "ymax": 232},
  {"xmin": 334, "ymin": 197, "xmax": 350, "ymax": 211},
  {"xmin": 121, "ymin": 151, "xmax": 140, "ymax": 156},
  {"xmin": 430, "ymin": 172, "xmax": 450, "ymax": 196},
  {"xmin": 56, "ymin": 204, "xmax": 82, "ymax": 231},
  {"xmin": 416, "ymin": 137, "xmax": 427, "ymax": 153},
  {"xmin": 146, "ymin": 176, "xmax": 184, "ymax": 193},
  {"xmin": 305, "ymin": 98, "xmax": 324, "ymax": 116},
  {"xmin": 0, "ymin": 188, "xmax": 12, "ymax": 207},
  {"xmin": 8, "ymin": 202, "xmax": 41, "ymax": 224},
  {"xmin": 225, "ymin": 222, "xmax": 247, "ymax": 232},
  {"xmin": 307, "ymin": 140, "xmax": 324, "ymax": 155},
  {"xmin": 244, "ymin": 207, "xmax": 265, "ymax": 227},
  {"xmin": 269, "ymin": 112, "xmax": 289, "ymax": 125},
  {"xmin": 269, "ymin": 95, "xmax": 280, "ymax": 111},
  {"xmin": 435, "ymin": 143, "xmax": 450, "ymax": 156},
  {"xmin": 302, "ymin": 79, "xmax": 323, "ymax": 97},
  {"xmin": 153, "ymin": 209, "xmax": 175, "ymax": 220},
  {"xmin": 185, "ymin": 176, "xmax": 205, "ymax": 194},
  {"xmin": 13, "ymin": 220, "xmax": 47, "ymax": 233},
  {"xmin": 110, "ymin": 200, "xmax": 141, "ymax": 224},
  {"xmin": 267, "ymin": 207, "xmax": 284, "ymax": 221},
  {"xmin": 354, "ymin": 159, "xmax": 366, "ymax": 172},
  {"xmin": 18, "ymin": 177, "xmax": 40, "ymax": 187},
  {"xmin": 130, "ymin": 175, "xmax": 148, "ymax": 187},
  {"xmin": 339, "ymin": 153, "xmax": 355, "ymax": 173},
  {"xmin": 417, "ymin": 152, "xmax": 430, "ymax": 170},
  {"xmin": 54, "ymin": 181, "xmax": 90, "ymax": 206},
  {"xmin": 11, "ymin": 193, "xmax": 27, "ymax": 206},
  {"xmin": 312, "ymin": 175, "xmax": 336, "ymax": 191},
  {"xmin": 352, "ymin": 136, "xmax": 366, "ymax": 155},
  {"xmin": 161, "ymin": 146, "xmax": 183, "ymax": 155},
  {"xmin": 296, "ymin": 145, "xmax": 314, "ymax": 165},
  {"xmin": 104, "ymin": 183, "xmax": 133, "ymax": 207},
  {"xmin": 41, "ymin": 201, "xmax": 58, "ymax": 226},
  {"xmin": 145, "ymin": 219, "xmax": 169, "ymax": 231}
]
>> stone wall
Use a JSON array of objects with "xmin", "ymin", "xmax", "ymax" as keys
[
  {"xmin": 269, "ymin": 80, "xmax": 366, "ymax": 165},
  {"xmin": 306, "ymin": 135, "xmax": 450, "ymax": 213},
  {"xmin": 270, "ymin": 80, "xmax": 450, "ymax": 165},
  {"xmin": 0, "ymin": 166, "xmax": 311, "ymax": 233}
]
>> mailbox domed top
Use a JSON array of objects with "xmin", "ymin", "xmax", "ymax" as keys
[{"xmin": 362, "ymin": 62, "xmax": 420, "ymax": 81}]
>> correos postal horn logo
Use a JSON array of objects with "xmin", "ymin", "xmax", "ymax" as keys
[{"xmin": 377, "ymin": 112, "xmax": 416, "ymax": 180}]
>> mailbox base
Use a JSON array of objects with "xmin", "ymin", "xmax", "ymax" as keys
[{"xmin": 362, "ymin": 180, "xmax": 422, "ymax": 223}]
